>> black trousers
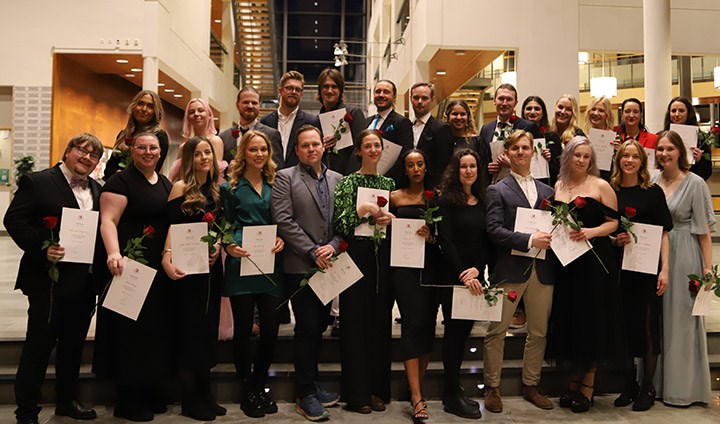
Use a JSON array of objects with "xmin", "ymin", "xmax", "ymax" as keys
[
  {"xmin": 287, "ymin": 273, "xmax": 331, "ymax": 397},
  {"xmin": 340, "ymin": 240, "xmax": 392, "ymax": 405},
  {"xmin": 440, "ymin": 287, "xmax": 475, "ymax": 392},
  {"xmin": 15, "ymin": 288, "xmax": 95, "ymax": 420}
]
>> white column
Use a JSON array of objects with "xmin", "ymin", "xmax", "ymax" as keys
[
  {"xmin": 142, "ymin": 56, "xmax": 159, "ymax": 91},
  {"xmin": 643, "ymin": 0, "xmax": 671, "ymax": 133}
]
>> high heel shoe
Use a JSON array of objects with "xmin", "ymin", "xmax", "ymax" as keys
[
  {"xmin": 571, "ymin": 383, "xmax": 594, "ymax": 413},
  {"xmin": 559, "ymin": 380, "xmax": 581, "ymax": 408},
  {"xmin": 614, "ymin": 382, "xmax": 638, "ymax": 407}
]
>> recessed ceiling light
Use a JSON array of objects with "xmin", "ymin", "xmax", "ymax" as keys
[
  {"xmin": 157, "ymin": 83, "xmax": 165, "ymax": 87},
  {"xmin": 164, "ymin": 89, "xmax": 175, "ymax": 93},
  {"xmin": 131, "ymin": 68, "xmax": 142, "ymax": 72},
  {"xmin": 173, "ymin": 94, "xmax": 183, "ymax": 98},
  {"xmin": 455, "ymin": 50, "xmax": 466, "ymax": 56},
  {"xmin": 214, "ymin": 19, "xmax": 222, "ymax": 23},
  {"xmin": 116, "ymin": 59, "xmax": 129, "ymax": 64},
  {"xmin": 124, "ymin": 74, "xmax": 135, "ymax": 77},
  {"xmin": 436, "ymin": 70, "xmax": 447, "ymax": 75}
]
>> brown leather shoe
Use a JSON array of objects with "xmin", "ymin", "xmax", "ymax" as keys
[
  {"xmin": 483, "ymin": 386, "xmax": 503, "ymax": 413},
  {"xmin": 522, "ymin": 385, "xmax": 553, "ymax": 410}
]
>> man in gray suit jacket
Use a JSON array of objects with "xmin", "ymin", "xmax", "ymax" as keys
[
  {"xmin": 218, "ymin": 85, "xmax": 284, "ymax": 167},
  {"xmin": 483, "ymin": 130, "xmax": 557, "ymax": 413},
  {"xmin": 270, "ymin": 125, "xmax": 342, "ymax": 421}
]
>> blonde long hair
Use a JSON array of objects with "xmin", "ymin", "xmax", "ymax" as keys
[
  {"xmin": 551, "ymin": 94, "xmax": 580, "ymax": 144},
  {"xmin": 584, "ymin": 96, "xmax": 614, "ymax": 132},
  {"xmin": 114, "ymin": 90, "xmax": 164, "ymax": 150},
  {"xmin": 227, "ymin": 130, "xmax": 277, "ymax": 188},
  {"xmin": 609, "ymin": 140, "xmax": 652, "ymax": 190}
]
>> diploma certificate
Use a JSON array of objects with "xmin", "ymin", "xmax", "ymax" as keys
[
  {"xmin": 308, "ymin": 252, "xmax": 364, "ymax": 305},
  {"xmin": 511, "ymin": 208, "xmax": 553, "ymax": 260},
  {"xmin": 102, "ymin": 257, "xmax": 156, "ymax": 321},
  {"xmin": 691, "ymin": 287, "xmax": 715, "ymax": 316},
  {"xmin": 550, "ymin": 219, "xmax": 591, "ymax": 267},
  {"xmin": 451, "ymin": 286, "xmax": 502, "ymax": 322},
  {"xmin": 645, "ymin": 148, "xmax": 660, "ymax": 179},
  {"xmin": 621, "ymin": 222, "xmax": 663, "ymax": 275},
  {"xmin": 670, "ymin": 123, "xmax": 699, "ymax": 165},
  {"xmin": 354, "ymin": 187, "xmax": 390, "ymax": 238},
  {"xmin": 530, "ymin": 138, "xmax": 550, "ymax": 180},
  {"xmin": 376, "ymin": 138, "xmax": 403, "ymax": 176},
  {"xmin": 319, "ymin": 108, "xmax": 353, "ymax": 151},
  {"xmin": 390, "ymin": 218, "xmax": 425, "ymax": 268},
  {"xmin": 588, "ymin": 128, "xmax": 616, "ymax": 171},
  {"xmin": 240, "ymin": 225, "xmax": 277, "ymax": 276},
  {"xmin": 58, "ymin": 207, "xmax": 98, "ymax": 264},
  {"xmin": 490, "ymin": 140, "xmax": 504, "ymax": 162},
  {"xmin": 170, "ymin": 222, "xmax": 210, "ymax": 275}
]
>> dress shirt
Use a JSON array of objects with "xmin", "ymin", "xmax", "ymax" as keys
[
  {"xmin": 59, "ymin": 163, "xmax": 93, "ymax": 211},
  {"xmin": 412, "ymin": 113, "xmax": 431, "ymax": 148},
  {"xmin": 368, "ymin": 108, "xmax": 392, "ymax": 130},
  {"xmin": 511, "ymin": 170, "xmax": 537, "ymax": 250},
  {"xmin": 492, "ymin": 119, "xmax": 513, "ymax": 143},
  {"xmin": 277, "ymin": 106, "xmax": 299, "ymax": 155},
  {"xmin": 303, "ymin": 163, "xmax": 332, "ymax": 260}
]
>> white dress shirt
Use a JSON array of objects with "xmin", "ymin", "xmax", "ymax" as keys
[
  {"xmin": 277, "ymin": 106, "xmax": 298, "ymax": 156},
  {"xmin": 511, "ymin": 170, "xmax": 538, "ymax": 249},
  {"xmin": 368, "ymin": 108, "xmax": 392, "ymax": 130},
  {"xmin": 413, "ymin": 113, "xmax": 431, "ymax": 148}
]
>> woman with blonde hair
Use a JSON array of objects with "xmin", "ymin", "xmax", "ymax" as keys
[
  {"xmin": 220, "ymin": 130, "xmax": 285, "ymax": 418},
  {"xmin": 584, "ymin": 96, "xmax": 614, "ymax": 133},
  {"xmin": 103, "ymin": 90, "xmax": 169, "ymax": 181}
]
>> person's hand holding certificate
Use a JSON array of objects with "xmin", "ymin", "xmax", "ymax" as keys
[
  {"xmin": 308, "ymin": 252, "xmax": 363, "ymax": 305},
  {"xmin": 354, "ymin": 187, "xmax": 390, "ymax": 237},
  {"xmin": 621, "ymin": 223, "xmax": 663, "ymax": 275},
  {"xmin": 240, "ymin": 224, "xmax": 277, "ymax": 276},
  {"xmin": 511, "ymin": 208, "xmax": 552, "ymax": 260},
  {"xmin": 102, "ymin": 257, "xmax": 156, "ymax": 321},
  {"xmin": 390, "ymin": 218, "xmax": 425, "ymax": 268},
  {"xmin": 451, "ymin": 286, "xmax": 503, "ymax": 322},
  {"xmin": 170, "ymin": 222, "xmax": 210, "ymax": 275},
  {"xmin": 58, "ymin": 207, "xmax": 99, "ymax": 264}
]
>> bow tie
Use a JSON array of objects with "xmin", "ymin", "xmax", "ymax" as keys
[
  {"xmin": 70, "ymin": 176, "xmax": 89, "ymax": 190},
  {"xmin": 498, "ymin": 121, "xmax": 509, "ymax": 129}
]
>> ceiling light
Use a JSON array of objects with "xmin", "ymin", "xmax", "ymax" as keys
[
  {"xmin": 131, "ymin": 68, "xmax": 142, "ymax": 72},
  {"xmin": 173, "ymin": 94, "xmax": 183, "ymax": 98},
  {"xmin": 334, "ymin": 46, "xmax": 343, "ymax": 56},
  {"xmin": 590, "ymin": 76, "xmax": 617, "ymax": 98},
  {"xmin": 157, "ymin": 83, "xmax": 165, "ymax": 87},
  {"xmin": 124, "ymin": 73, "xmax": 135, "ymax": 77},
  {"xmin": 116, "ymin": 59, "xmax": 129, "ymax": 64},
  {"xmin": 436, "ymin": 70, "xmax": 447, "ymax": 75},
  {"xmin": 164, "ymin": 88, "xmax": 175, "ymax": 93},
  {"xmin": 214, "ymin": 19, "xmax": 221, "ymax": 23}
]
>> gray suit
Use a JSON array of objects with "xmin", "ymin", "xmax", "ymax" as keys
[
  {"xmin": 218, "ymin": 121, "xmax": 284, "ymax": 168},
  {"xmin": 483, "ymin": 174, "xmax": 558, "ymax": 388},
  {"xmin": 271, "ymin": 163, "xmax": 343, "ymax": 274}
]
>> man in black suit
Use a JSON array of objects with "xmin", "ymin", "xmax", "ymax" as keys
[
  {"xmin": 219, "ymin": 85, "xmax": 284, "ymax": 167},
  {"xmin": 365, "ymin": 79, "xmax": 413, "ymax": 185},
  {"xmin": 410, "ymin": 82, "xmax": 453, "ymax": 187},
  {"xmin": 479, "ymin": 84, "xmax": 542, "ymax": 183},
  {"xmin": 260, "ymin": 71, "xmax": 320, "ymax": 169},
  {"xmin": 5, "ymin": 133, "xmax": 104, "ymax": 424}
]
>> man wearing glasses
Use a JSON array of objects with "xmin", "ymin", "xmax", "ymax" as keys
[
  {"xmin": 261, "ymin": 71, "xmax": 320, "ymax": 169},
  {"xmin": 5, "ymin": 133, "xmax": 104, "ymax": 424}
]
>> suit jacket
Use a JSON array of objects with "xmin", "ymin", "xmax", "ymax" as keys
[
  {"xmin": 270, "ymin": 163, "xmax": 343, "ymax": 274},
  {"xmin": 479, "ymin": 118, "xmax": 543, "ymax": 185},
  {"xmin": 322, "ymin": 103, "xmax": 365, "ymax": 176},
  {"xmin": 219, "ymin": 121, "xmax": 284, "ymax": 168},
  {"xmin": 365, "ymin": 109, "xmax": 413, "ymax": 185},
  {"xmin": 485, "ymin": 175, "xmax": 558, "ymax": 285},
  {"xmin": 4, "ymin": 164, "xmax": 102, "ymax": 297},
  {"xmin": 260, "ymin": 109, "xmax": 321, "ymax": 169},
  {"xmin": 417, "ymin": 116, "xmax": 454, "ymax": 187}
]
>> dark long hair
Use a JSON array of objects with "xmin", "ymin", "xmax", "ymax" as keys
[
  {"xmin": 396, "ymin": 148, "xmax": 430, "ymax": 189},
  {"xmin": 619, "ymin": 97, "xmax": 648, "ymax": 133},
  {"xmin": 439, "ymin": 149, "xmax": 485, "ymax": 206},
  {"xmin": 521, "ymin": 95, "xmax": 550, "ymax": 130},
  {"xmin": 663, "ymin": 96, "xmax": 698, "ymax": 130}
]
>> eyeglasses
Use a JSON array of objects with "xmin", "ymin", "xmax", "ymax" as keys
[
  {"xmin": 134, "ymin": 145, "xmax": 160, "ymax": 153},
  {"xmin": 76, "ymin": 146, "xmax": 102, "ymax": 161},
  {"xmin": 282, "ymin": 86, "xmax": 304, "ymax": 93}
]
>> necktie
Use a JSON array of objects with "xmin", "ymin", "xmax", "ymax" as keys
[
  {"xmin": 498, "ymin": 122, "xmax": 508, "ymax": 139},
  {"xmin": 70, "ymin": 176, "xmax": 89, "ymax": 190},
  {"xmin": 371, "ymin": 115, "xmax": 381, "ymax": 130},
  {"xmin": 241, "ymin": 126, "xmax": 250, "ymax": 135}
]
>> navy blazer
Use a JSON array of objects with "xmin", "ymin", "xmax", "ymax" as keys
[
  {"xmin": 260, "ymin": 109, "xmax": 320, "ymax": 169},
  {"xmin": 365, "ymin": 109, "xmax": 413, "ymax": 185},
  {"xmin": 4, "ymin": 164, "xmax": 102, "ymax": 297},
  {"xmin": 416, "ymin": 116, "xmax": 454, "ymax": 187},
  {"xmin": 485, "ymin": 175, "xmax": 558, "ymax": 285}
]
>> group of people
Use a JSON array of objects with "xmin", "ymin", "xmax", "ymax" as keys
[{"xmin": 4, "ymin": 66, "xmax": 715, "ymax": 424}]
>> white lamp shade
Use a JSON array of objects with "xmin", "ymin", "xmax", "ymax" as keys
[
  {"xmin": 714, "ymin": 66, "xmax": 720, "ymax": 89},
  {"xmin": 590, "ymin": 76, "xmax": 617, "ymax": 98},
  {"xmin": 501, "ymin": 71, "xmax": 517, "ymax": 87},
  {"xmin": 578, "ymin": 52, "xmax": 589, "ymax": 64}
]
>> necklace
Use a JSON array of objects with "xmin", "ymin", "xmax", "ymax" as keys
[{"xmin": 564, "ymin": 175, "xmax": 588, "ymax": 195}]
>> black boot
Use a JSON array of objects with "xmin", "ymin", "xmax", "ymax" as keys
[
  {"xmin": 240, "ymin": 378, "xmax": 265, "ymax": 418},
  {"xmin": 180, "ymin": 372, "xmax": 216, "ymax": 421},
  {"xmin": 632, "ymin": 386, "xmax": 656, "ymax": 411},
  {"xmin": 614, "ymin": 381, "xmax": 639, "ymax": 407},
  {"xmin": 198, "ymin": 374, "xmax": 226, "ymax": 416},
  {"xmin": 443, "ymin": 385, "xmax": 481, "ymax": 419}
]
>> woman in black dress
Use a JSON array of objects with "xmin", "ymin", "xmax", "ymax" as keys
[
  {"xmin": 444, "ymin": 100, "xmax": 492, "ymax": 188},
  {"xmin": 103, "ymin": 90, "xmax": 170, "ymax": 181},
  {"xmin": 96, "ymin": 131, "xmax": 173, "ymax": 421},
  {"xmin": 436, "ymin": 149, "xmax": 487, "ymax": 420},
  {"xmin": 389, "ymin": 149, "xmax": 440, "ymax": 421},
  {"xmin": 663, "ymin": 96, "xmax": 712, "ymax": 180},
  {"xmin": 610, "ymin": 140, "xmax": 672, "ymax": 411},
  {"xmin": 160, "ymin": 136, "xmax": 226, "ymax": 420}
]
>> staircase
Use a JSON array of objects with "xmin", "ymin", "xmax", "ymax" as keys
[{"xmin": 232, "ymin": 0, "xmax": 278, "ymax": 102}]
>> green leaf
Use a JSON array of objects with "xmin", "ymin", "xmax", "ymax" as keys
[
  {"xmin": 135, "ymin": 257, "xmax": 149, "ymax": 265},
  {"xmin": 41, "ymin": 240, "xmax": 50, "ymax": 250},
  {"xmin": 48, "ymin": 267, "xmax": 59, "ymax": 283}
]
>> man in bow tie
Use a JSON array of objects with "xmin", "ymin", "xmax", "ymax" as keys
[
  {"xmin": 482, "ymin": 130, "xmax": 557, "ymax": 414},
  {"xmin": 5, "ymin": 133, "xmax": 104, "ymax": 424}
]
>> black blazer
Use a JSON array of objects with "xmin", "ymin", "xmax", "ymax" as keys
[
  {"xmin": 260, "ymin": 109, "xmax": 321, "ymax": 169},
  {"xmin": 365, "ymin": 109, "xmax": 413, "ymax": 185},
  {"xmin": 4, "ymin": 164, "xmax": 102, "ymax": 298},
  {"xmin": 321, "ymin": 103, "xmax": 366, "ymax": 176},
  {"xmin": 218, "ymin": 121, "xmax": 284, "ymax": 168},
  {"xmin": 416, "ymin": 116, "xmax": 454, "ymax": 187}
]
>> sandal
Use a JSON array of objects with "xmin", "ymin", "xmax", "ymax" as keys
[
  {"xmin": 559, "ymin": 380, "xmax": 581, "ymax": 408},
  {"xmin": 571, "ymin": 383, "xmax": 594, "ymax": 413},
  {"xmin": 412, "ymin": 398, "xmax": 429, "ymax": 422}
]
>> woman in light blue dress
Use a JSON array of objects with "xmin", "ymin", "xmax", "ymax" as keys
[{"xmin": 651, "ymin": 130, "xmax": 714, "ymax": 406}]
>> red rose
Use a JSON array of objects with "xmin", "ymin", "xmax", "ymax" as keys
[
  {"xmin": 509, "ymin": 115, "xmax": 519, "ymax": 123},
  {"xmin": 143, "ymin": 225, "xmax": 156, "ymax": 237},
  {"xmin": 423, "ymin": 190, "xmax": 435, "ymax": 201},
  {"xmin": 573, "ymin": 196, "xmax": 586, "ymax": 209},
  {"xmin": 42, "ymin": 216, "xmax": 59, "ymax": 230},
  {"xmin": 507, "ymin": 291, "xmax": 519, "ymax": 303},
  {"xmin": 338, "ymin": 240, "xmax": 349, "ymax": 253},
  {"xmin": 343, "ymin": 112, "xmax": 353, "ymax": 123},
  {"xmin": 202, "ymin": 212, "xmax": 215, "ymax": 224},
  {"xmin": 624, "ymin": 207, "xmax": 636, "ymax": 218},
  {"xmin": 540, "ymin": 198, "xmax": 552, "ymax": 210},
  {"xmin": 711, "ymin": 125, "xmax": 720, "ymax": 135},
  {"xmin": 376, "ymin": 196, "xmax": 388, "ymax": 208},
  {"xmin": 688, "ymin": 279, "xmax": 701, "ymax": 293},
  {"xmin": 539, "ymin": 126, "xmax": 548, "ymax": 134},
  {"xmin": 376, "ymin": 129, "xmax": 384, "ymax": 136},
  {"xmin": 125, "ymin": 136, "xmax": 134, "ymax": 146},
  {"xmin": 613, "ymin": 126, "xmax": 622, "ymax": 133},
  {"xmin": 231, "ymin": 128, "xmax": 241, "ymax": 138}
]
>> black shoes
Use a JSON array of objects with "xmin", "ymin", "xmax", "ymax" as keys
[
  {"xmin": 370, "ymin": 395, "xmax": 386, "ymax": 412},
  {"xmin": 181, "ymin": 397, "xmax": 216, "ymax": 422},
  {"xmin": 571, "ymin": 383, "xmax": 594, "ymax": 413},
  {"xmin": 55, "ymin": 400, "xmax": 97, "ymax": 420},
  {"xmin": 113, "ymin": 403, "xmax": 154, "ymax": 422},
  {"xmin": 16, "ymin": 418, "xmax": 40, "ymax": 424},
  {"xmin": 632, "ymin": 387, "xmax": 656, "ymax": 411},
  {"xmin": 443, "ymin": 386, "xmax": 482, "ymax": 419},
  {"xmin": 241, "ymin": 388, "xmax": 267, "ymax": 418},
  {"xmin": 614, "ymin": 382, "xmax": 639, "ymax": 407},
  {"xmin": 257, "ymin": 387, "xmax": 279, "ymax": 414}
]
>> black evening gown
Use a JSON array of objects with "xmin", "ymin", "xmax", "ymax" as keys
[{"xmin": 92, "ymin": 164, "xmax": 173, "ymax": 385}]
